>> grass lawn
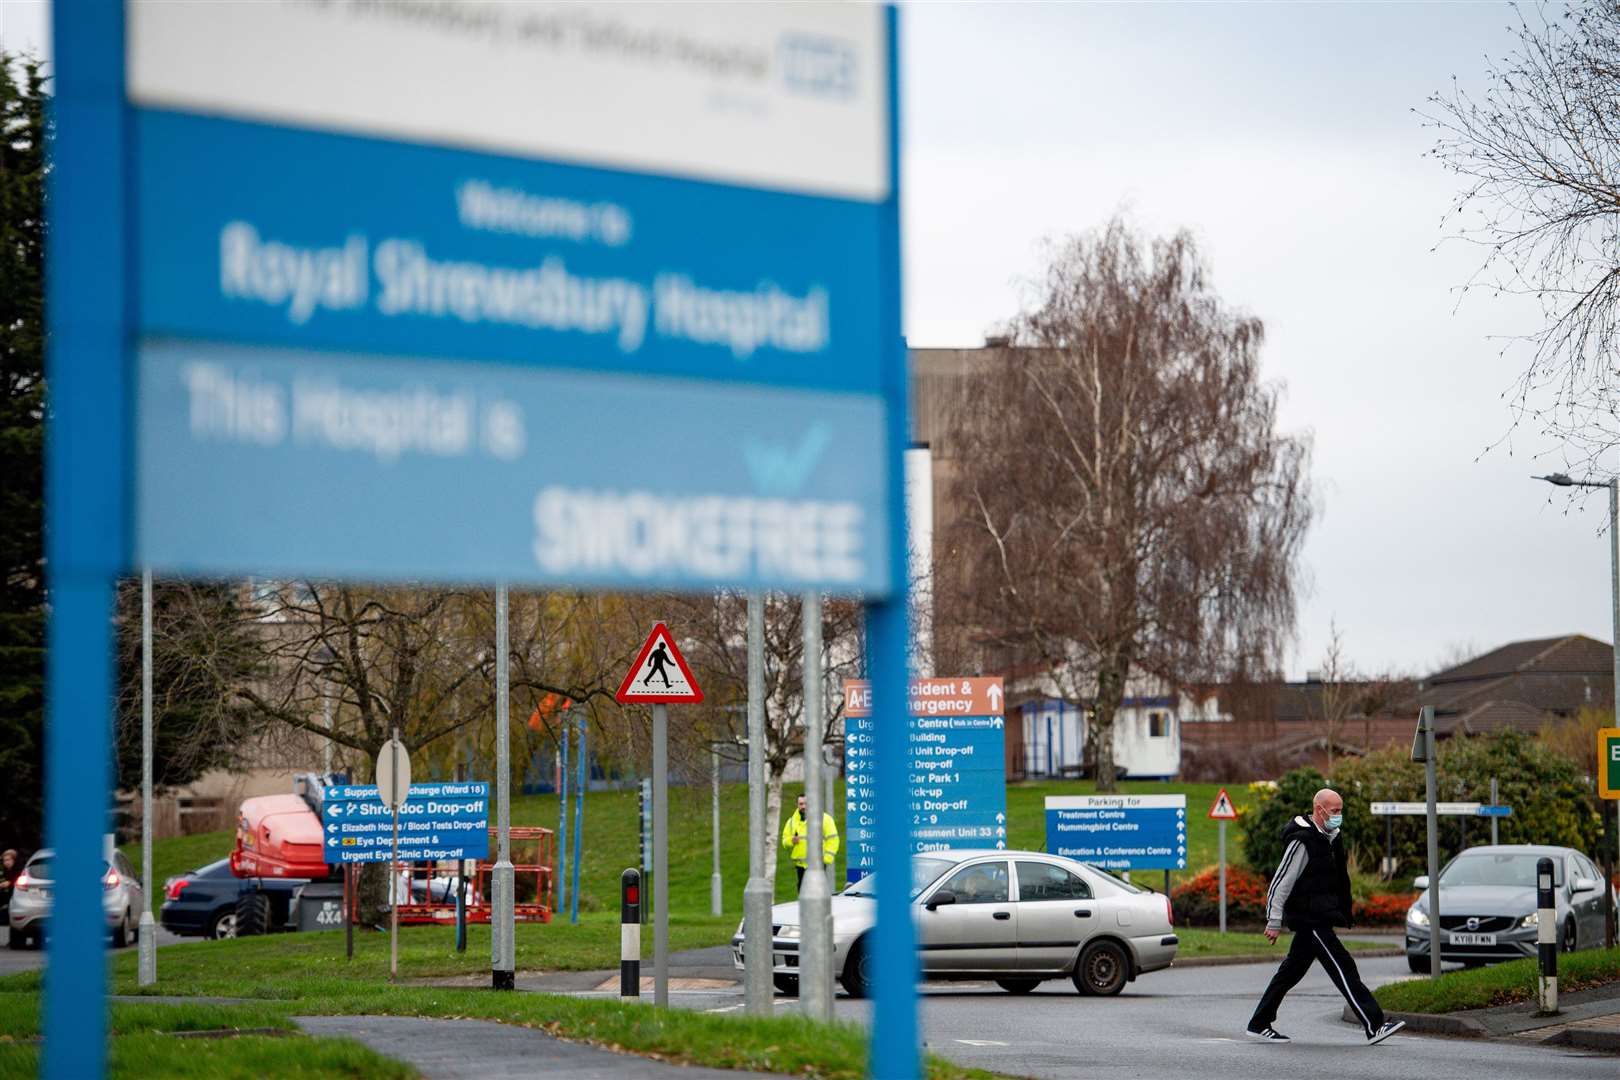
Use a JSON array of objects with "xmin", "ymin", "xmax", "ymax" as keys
[
  {"xmin": 1373, "ymin": 946, "xmax": 1620, "ymax": 1014},
  {"xmin": 0, "ymin": 929, "xmax": 1004, "ymax": 1080},
  {"xmin": 127, "ymin": 778, "xmax": 1252, "ymax": 923},
  {"xmin": 0, "ymin": 993, "xmax": 416, "ymax": 1079},
  {"xmin": 1172, "ymin": 927, "xmax": 1390, "ymax": 961}
]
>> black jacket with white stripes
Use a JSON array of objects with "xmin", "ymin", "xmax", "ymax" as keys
[{"xmin": 1264, "ymin": 814, "xmax": 1354, "ymax": 931}]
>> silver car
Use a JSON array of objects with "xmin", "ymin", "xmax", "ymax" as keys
[
  {"xmin": 1405, "ymin": 844, "xmax": 1619, "ymax": 972},
  {"xmin": 732, "ymin": 849, "xmax": 1178, "ymax": 997},
  {"xmin": 8, "ymin": 848, "xmax": 148, "ymax": 950}
]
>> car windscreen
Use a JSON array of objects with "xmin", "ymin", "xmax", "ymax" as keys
[
  {"xmin": 1439, "ymin": 853, "xmax": 1563, "ymax": 889},
  {"xmin": 197, "ymin": 858, "xmax": 234, "ymax": 878},
  {"xmin": 842, "ymin": 857, "xmax": 956, "ymax": 900},
  {"xmin": 21, "ymin": 858, "xmax": 112, "ymax": 882}
]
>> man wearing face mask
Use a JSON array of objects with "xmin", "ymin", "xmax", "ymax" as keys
[{"xmin": 1246, "ymin": 788, "xmax": 1404, "ymax": 1046}]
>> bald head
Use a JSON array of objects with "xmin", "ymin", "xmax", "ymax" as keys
[{"xmin": 1312, "ymin": 788, "xmax": 1344, "ymax": 830}]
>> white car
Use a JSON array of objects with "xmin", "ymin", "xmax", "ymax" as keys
[{"xmin": 732, "ymin": 849, "xmax": 1178, "ymax": 997}]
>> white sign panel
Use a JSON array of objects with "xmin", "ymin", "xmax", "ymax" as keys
[{"xmin": 128, "ymin": 1, "xmax": 889, "ymax": 201}]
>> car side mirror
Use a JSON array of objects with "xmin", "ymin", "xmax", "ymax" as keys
[
  {"xmin": 925, "ymin": 889, "xmax": 957, "ymax": 912},
  {"xmin": 1573, "ymin": 877, "xmax": 1599, "ymax": 895},
  {"xmin": 1412, "ymin": 876, "xmax": 1429, "ymax": 891}
]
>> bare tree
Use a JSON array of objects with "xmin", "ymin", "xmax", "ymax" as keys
[
  {"xmin": 946, "ymin": 218, "xmax": 1314, "ymax": 792},
  {"xmin": 1313, "ymin": 623, "xmax": 1353, "ymax": 772},
  {"xmin": 1423, "ymin": 4, "xmax": 1620, "ymax": 468}
]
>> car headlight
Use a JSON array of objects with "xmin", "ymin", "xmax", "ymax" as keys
[
  {"xmin": 1519, "ymin": 912, "xmax": 1538, "ymax": 928},
  {"xmin": 778, "ymin": 924, "xmax": 801, "ymax": 939},
  {"xmin": 1407, "ymin": 907, "xmax": 1428, "ymax": 928}
]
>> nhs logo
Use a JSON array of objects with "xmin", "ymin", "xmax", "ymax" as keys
[{"xmin": 779, "ymin": 34, "xmax": 857, "ymax": 99}]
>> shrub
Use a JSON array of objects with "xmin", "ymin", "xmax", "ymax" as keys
[
  {"xmin": 1240, "ymin": 767, "xmax": 1326, "ymax": 874},
  {"xmin": 1171, "ymin": 865, "xmax": 1269, "ymax": 925},
  {"xmin": 1353, "ymin": 892, "xmax": 1416, "ymax": 925}
]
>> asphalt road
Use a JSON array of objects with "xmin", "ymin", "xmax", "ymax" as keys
[{"xmin": 556, "ymin": 951, "xmax": 1617, "ymax": 1080}]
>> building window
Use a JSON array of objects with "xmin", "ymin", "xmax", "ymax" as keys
[{"xmin": 1148, "ymin": 711, "xmax": 1170, "ymax": 738}]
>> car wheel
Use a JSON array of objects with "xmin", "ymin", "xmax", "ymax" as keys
[
  {"xmin": 1562, "ymin": 918, "xmax": 1578, "ymax": 953},
  {"xmin": 236, "ymin": 891, "xmax": 271, "ymax": 937},
  {"xmin": 208, "ymin": 909, "xmax": 239, "ymax": 940},
  {"xmin": 111, "ymin": 917, "xmax": 128, "ymax": 949},
  {"xmin": 774, "ymin": 974, "xmax": 800, "ymax": 997},
  {"xmin": 5, "ymin": 930, "xmax": 21, "ymax": 951},
  {"xmin": 995, "ymin": 978, "xmax": 1041, "ymax": 994},
  {"xmin": 1406, "ymin": 954, "xmax": 1427, "ymax": 974},
  {"xmin": 1073, "ymin": 940, "xmax": 1129, "ymax": 996},
  {"xmin": 839, "ymin": 937, "xmax": 873, "ymax": 999}
]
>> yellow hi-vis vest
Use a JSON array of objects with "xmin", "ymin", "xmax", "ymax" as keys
[{"xmin": 781, "ymin": 810, "xmax": 841, "ymax": 868}]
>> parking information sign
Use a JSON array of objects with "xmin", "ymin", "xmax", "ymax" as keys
[
  {"xmin": 1601, "ymin": 728, "xmax": 1620, "ymax": 800},
  {"xmin": 322, "ymin": 782, "xmax": 491, "ymax": 864},
  {"xmin": 1044, "ymin": 795, "xmax": 1188, "ymax": 872},
  {"xmin": 843, "ymin": 678, "xmax": 1007, "ymax": 877}
]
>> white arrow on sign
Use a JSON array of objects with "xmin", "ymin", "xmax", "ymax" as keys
[
  {"xmin": 995, "ymin": 841, "xmax": 1006, "ymax": 849},
  {"xmin": 996, "ymin": 827, "xmax": 1006, "ymax": 837},
  {"xmin": 1178, "ymin": 845, "xmax": 1186, "ymax": 855},
  {"xmin": 327, "ymin": 806, "xmax": 344, "ymax": 817},
  {"xmin": 327, "ymin": 824, "xmax": 337, "ymax": 833},
  {"xmin": 987, "ymin": 684, "xmax": 1003, "ymax": 712},
  {"xmin": 995, "ymin": 812, "xmax": 1005, "ymax": 823},
  {"xmin": 326, "ymin": 838, "xmax": 338, "ymax": 847}
]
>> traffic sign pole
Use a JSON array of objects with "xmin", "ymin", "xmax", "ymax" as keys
[
  {"xmin": 139, "ymin": 570, "xmax": 156, "ymax": 985},
  {"xmin": 1420, "ymin": 706, "xmax": 1442, "ymax": 979},
  {"xmin": 390, "ymin": 728, "xmax": 399, "ymax": 981},
  {"xmin": 653, "ymin": 702, "xmax": 669, "ymax": 1006},
  {"xmin": 492, "ymin": 584, "xmax": 515, "ymax": 990},
  {"xmin": 572, "ymin": 710, "xmax": 586, "ymax": 925},
  {"xmin": 744, "ymin": 595, "xmax": 772, "ymax": 1016},
  {"xmin": 1218, "ymin": 821, "xmax": 1227, "ymax": 935},
  {"xmin": 801, "ymin": 591, "xmax": 833, "ymax": 1021}
]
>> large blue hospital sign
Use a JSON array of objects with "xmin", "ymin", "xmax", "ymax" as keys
[
  {"xmin": 1045, "ymin": 795, "xmax": 1188, "ymax": 872},
  {"xmin": 125, "ymin": 3, "xmax": 895, "ymax": 594}
]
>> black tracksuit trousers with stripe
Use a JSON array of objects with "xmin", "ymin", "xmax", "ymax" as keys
[{"xmin": 1248, "ymin": 924, "xmax": 1385, "ymax": 1037}]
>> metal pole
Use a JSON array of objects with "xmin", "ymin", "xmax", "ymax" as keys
[
  {"xmin": 138, "ymin": 570, "xmax": 156, "ymax": 985},
  {"xmin": 1490, "ymin": 776, "xmax": 1499, "ymax": 846},
  {"xmin": 1217, "ymin": 820, "xmax": 1226, "ymax": 935},
  {"xmin": 344, "ymin": 863, "xmax": 353, "ymax": 959},
  {"xmin": 323, "ymin": 693, "xmax": 333, "ymax": 776},
  {"xmin": 571, "ymin": 709, "xmax": 585, "ymax": 925},
  {"xmin": 492, "ymin": 584, "xmax": 514, "ymax": 989},
  {"xmin": 556, "ymin": 718, "xmax": 569, "ymax": 917},
  {"xmin": 1423, "ymin": 706, "xmax": 1442, "ymax": 978},
  {"xmin": 823, "ymin": 746, "xmax": 836, "ymax": 878},
  {"xmin": 801, "ymin": 591, "xmax": 832, "ymax": 1020},
  {"xmin": 711, "ymin": 746, "xmax": 723, "ymax": 917},
  {"xmin": 744, "ymin": 592, "xmax": 772, "ymax": 1015},
  {"xmin": 652, "ymin": 702, "xmax": 670, "ymax": 1006},
  {"xmin": 390, "ymin": 725, "xmax": 400, "ymax": 981},
  {"xmin": 1608, "ymin": 478, "xmax": 1620, "ymax": 950}
]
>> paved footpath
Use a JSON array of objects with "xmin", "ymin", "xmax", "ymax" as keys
[{"xmin": 293, "ymin": 1014, "xmax": 781, "ymax": 1080}]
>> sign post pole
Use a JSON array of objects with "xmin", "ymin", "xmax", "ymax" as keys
[
  {"xmin": 1206, "ymin": 787, "xmax": 1237, "ymax": 935},
  {"xmin": 711, "ymin": 746, "xmax": 723, "ymax": 917},
  {"xmin": 1420, "ymin": 706, "xmax": 1442, "ymax": 979},
  {"xmin": 801, "ymin": 591, "xmax": 832, "ymax": 1020},
  {"xmin": 572, "ymin": 709, "xmax": 586, "ymax": 925},
  {"xmin": 1490, "ymin": 777, "xmax": 1499, "ymax": 846},
  {"xmin": 1218, "ymin": 821, "xmax": 1227, "ymax": 935},
  {"xmin": 744, "ymin": 595, "xmax": 772, "ymax": 1016},
  {"xmin": 492, "ymin": 584, "xmax": 514, "ymax": 990},
  {"xmin": 556, "ymin": 716, "xmax": 569, "ymax": 918},
  {"xmin": 612, "ymin": 622, "xmax": 702, "ymax": 1010},
  {"xmin": 653, "ymin": 702, "xmax": 669, "ymax": 1006},
  {"xmin": 138, "ymin": 570, "xmax": 156, "ymax": 985},
  {"xmin": 390, "ymin": 727, "xmax": 400, "ymax": 981},
  {"xmin": 1602, "ymin": 728, "xmax": 1620, "ymax": 950}
]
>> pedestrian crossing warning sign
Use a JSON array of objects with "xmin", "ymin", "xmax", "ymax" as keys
[
  {"xmin": 1208, "ymin": 788, "xmax": 1238, "ymax": 820},
  {"xmin": 615, "ymin": 622, "xmax": 703, "ymax": 704}
]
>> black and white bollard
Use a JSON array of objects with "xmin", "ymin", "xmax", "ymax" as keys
[
  {"xmin": 1537, "ymin": 856, "xmax": 1558, "ymax": 1014},
  {"xmin": 621, "ymin": 868, "xmax": 642, "ymax": 1000}
]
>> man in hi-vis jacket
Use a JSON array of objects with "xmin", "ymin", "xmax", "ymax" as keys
[{"xmin": 1246, "ymin": 788, "xmax": 1404, "ymax": 1046}]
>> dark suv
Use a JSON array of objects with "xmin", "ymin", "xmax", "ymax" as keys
[{"xmin": 160, "ymin": 857, "xmax": 307, "ymax": 939}]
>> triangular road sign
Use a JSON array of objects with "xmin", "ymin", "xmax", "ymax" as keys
[
  {"xmin": 1208, "ymin": 787, "xmax": 1238, "ymax": 821},
  {"xmin": 616, "ymin": 623, "xmax": 703, "ymax": 704}
]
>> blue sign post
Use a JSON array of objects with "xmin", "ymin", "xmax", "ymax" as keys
[
  {"xmin": 47, "ymin": 4, "xmax": 912, "ymax": 1077},
  {"xmin": 1045, "ymin": 795, "xmax": 1189, "ymax": 872},
  {"xmin": 322, "ymin": 783, "xmax": 491, "ymax": 863}
]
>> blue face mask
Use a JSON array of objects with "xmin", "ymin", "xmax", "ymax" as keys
[{"xmin": 1326, "ymin": 813, "xmax": 1343, "ymax": 830}]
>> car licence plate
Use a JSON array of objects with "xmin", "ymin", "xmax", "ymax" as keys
[{"xmin": 1449, "ymin": 932, "xmax": 1496, "ymax": 946}]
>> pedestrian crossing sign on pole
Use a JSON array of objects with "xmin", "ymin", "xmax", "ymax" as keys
[
  {"xmin": 1208, "ymin": 788, "xmax": 1238, "ymax": 820},
  {"xmin": 616, "ymin": 623, "xmax": 703, "ymax": 704}
]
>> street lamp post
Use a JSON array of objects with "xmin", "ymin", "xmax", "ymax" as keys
[{"xmin": 1535, "ymin": 472, "xmax": 1620, "ymax": 949}]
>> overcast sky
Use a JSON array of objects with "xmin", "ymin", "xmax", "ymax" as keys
[{"xmin": 4, "ymin": 2, "xmax": 1606, "ymax": 680}]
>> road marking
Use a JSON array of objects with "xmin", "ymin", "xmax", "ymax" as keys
[
  {"xmin": 704, "ymin": 1004, "xmax": 746, "ymax": 1014},
  {"xmin": 955, "ymin": 1040, "xmax": 1009, "ymax": 1047}
]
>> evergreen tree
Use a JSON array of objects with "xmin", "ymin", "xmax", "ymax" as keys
[{"xmin": 0, "ymin": 55, "xmax": 47, "ymax": 849}]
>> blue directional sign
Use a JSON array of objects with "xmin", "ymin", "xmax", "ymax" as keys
[
  {"xmin": 844, "ymin": 678, "xmax": 1007, "ymax": 878},
  {"xmin": 322, "ymin": 782, "xmax": 490, "ymax": 864},
  {"xmin": 1044, "ymin": 795, "xmax": 1188, "ymax": 872}
]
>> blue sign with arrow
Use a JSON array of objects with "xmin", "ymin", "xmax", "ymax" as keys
[
  {"xmin": 1044, "ymin": 795, "xmax": 1188, "ymax": 872},
  {"xmin": 322, "ymin": 782, "xmax": 489, "ymax": 864}
]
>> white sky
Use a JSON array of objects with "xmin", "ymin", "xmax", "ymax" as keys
[{"xmin": 4, "ymin": 1, "xmax": 1608, "ymax": 680}]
